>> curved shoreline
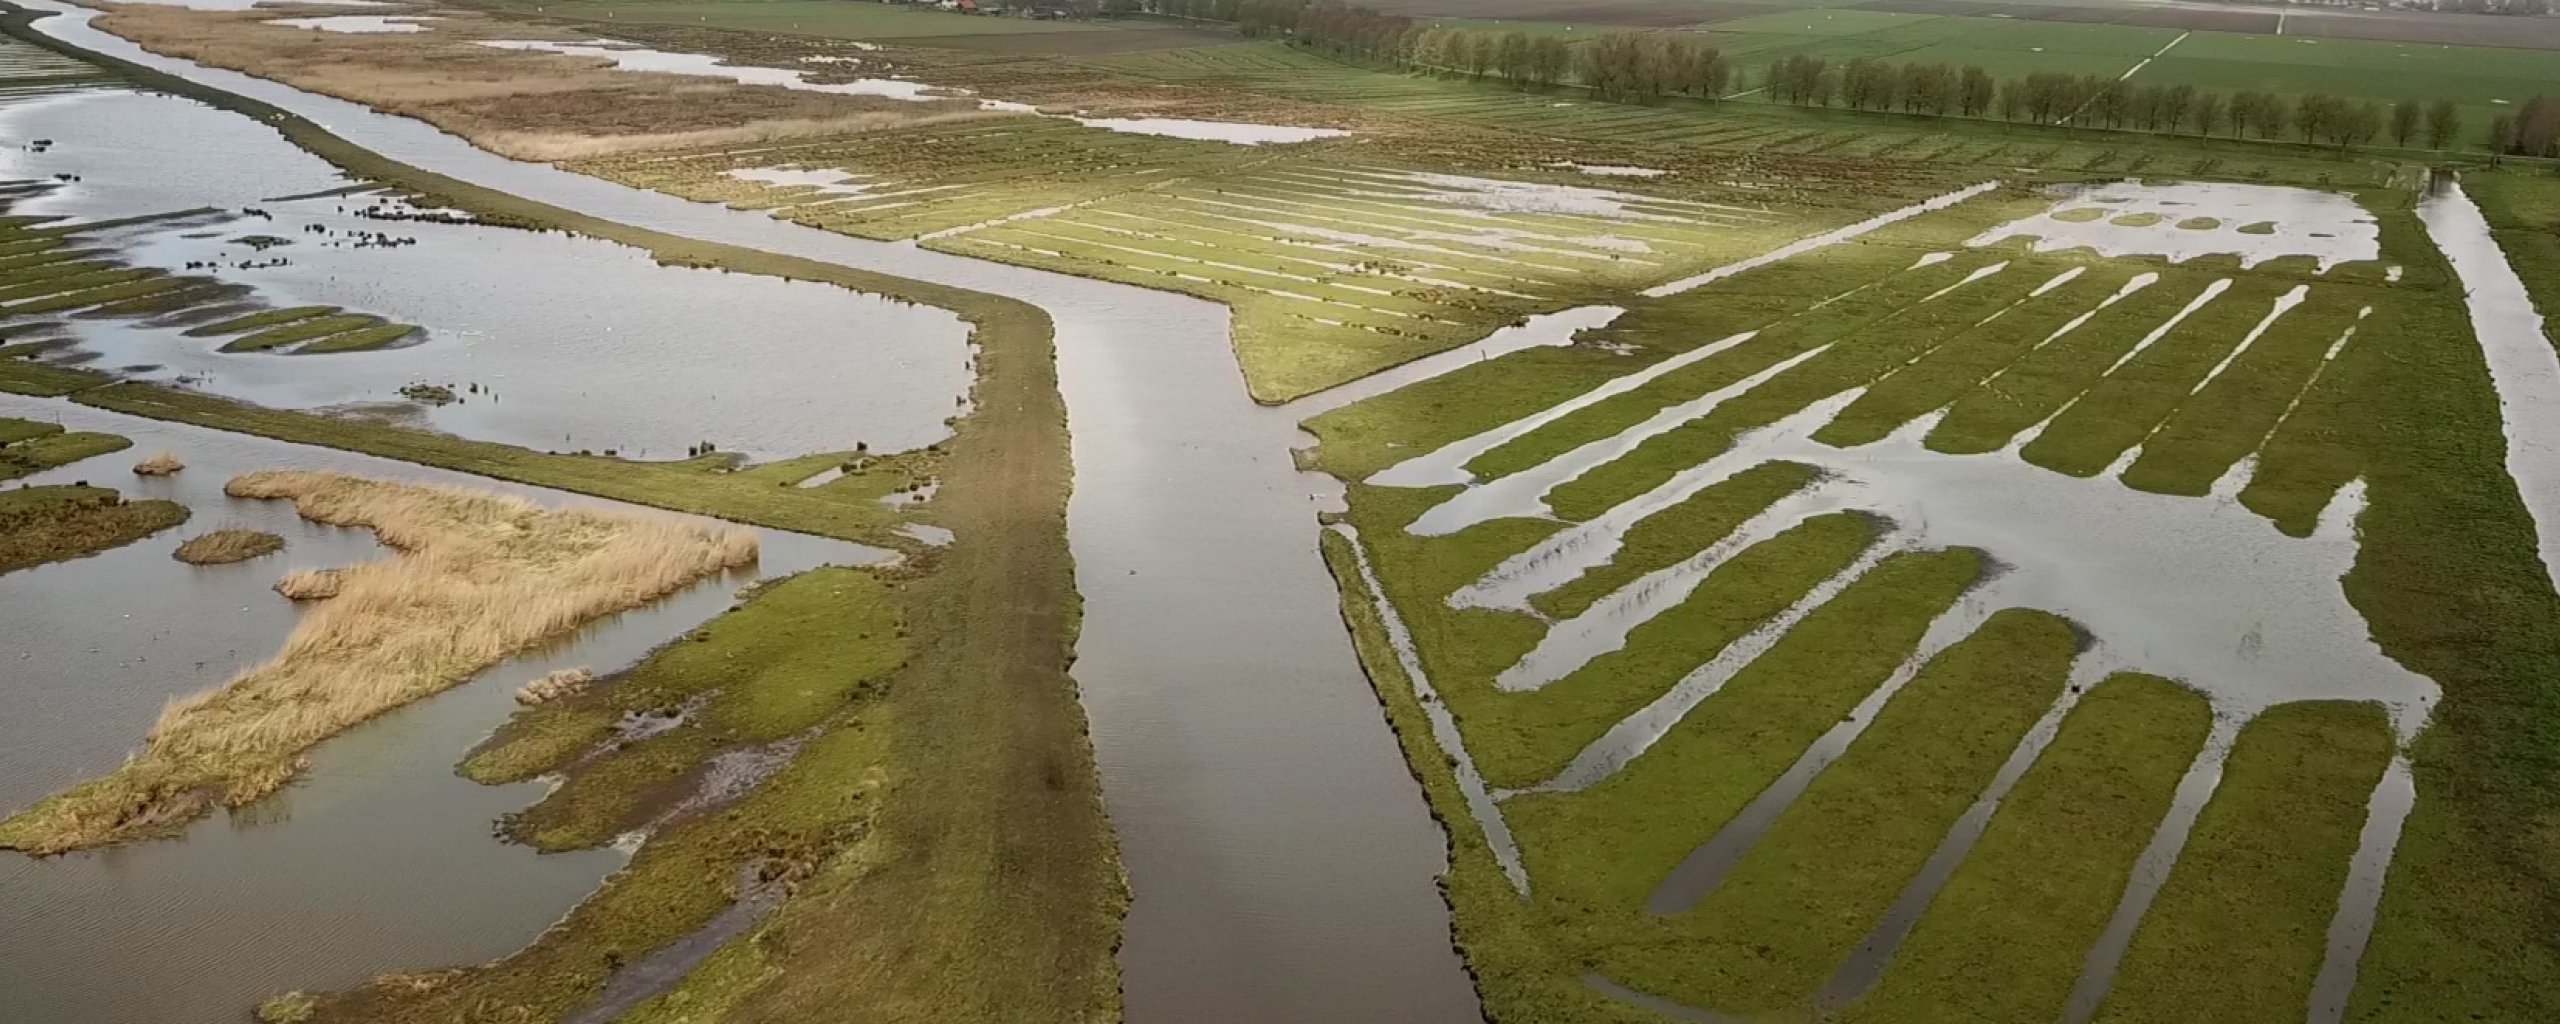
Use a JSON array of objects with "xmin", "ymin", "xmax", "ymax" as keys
[{"xmin": 0, "ymin": 4, "xmax": 1481, "ymax": 1022}]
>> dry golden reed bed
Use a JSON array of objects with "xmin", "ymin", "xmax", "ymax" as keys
[{"xmin": 0, "ymin": 471, "xmax": 758, "ymax": 854}]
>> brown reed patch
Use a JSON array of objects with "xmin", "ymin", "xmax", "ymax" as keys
[
  {"xmin": 173, "ymin": 528, "xmax": 283, "ymax": 565},
  {"xmin": 273, "ymin": 567, "xmax": 344, "ymax": 600},
  {"xmin": 132, "ymin": 450, "xmax": 183, "ymax": 476},
  {"xmin": 0, "ymin": 471, "xmax": 758, "ymax": 854}
]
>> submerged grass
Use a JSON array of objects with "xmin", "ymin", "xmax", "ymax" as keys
[{"xmin": 0, "ymin": 471, "xmax": 759, "ymax": 854}]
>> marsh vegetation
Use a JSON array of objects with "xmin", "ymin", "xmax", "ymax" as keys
[{"xmin": 0, "ymin": 470, "xmax": 759, "ymax": 854}]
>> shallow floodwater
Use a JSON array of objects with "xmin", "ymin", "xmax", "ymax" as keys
[
  {"xmin": 480, "ymin": 39, "xmax": 956, "ymax": 102},
  {"xmin": 1, "ymin": 88, "xmax": 970, "ymax": 460},
  {"xmin": 0, "ymin": 395, "xmax": 883, "ymax": 1024},
  {"xmin": 22, "ymin": 6, "xmax": 1482, "ymax": 1021},
  {"xmin": 266, "ymin": 14, "xmax": 436, "ymax": 33},
  {"xmin": 1971, "ymin": 180, "xmax": 2380, "ymax": 272},
  {"xmin": 478, "ymin": 36, "xmax": 1349, "ymax": 146},
  {"xmin": 2417, "ymin": 181, "xmax": 2560, "ymax": 594}
]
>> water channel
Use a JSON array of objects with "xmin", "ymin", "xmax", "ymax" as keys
[
  {"xmin": 3, "ymin": 3, "xmax": 1483, "ymax": 1021},
  {"xmin": 0, "ymin": 394, "xmax": 885, "ymax": 1024}
]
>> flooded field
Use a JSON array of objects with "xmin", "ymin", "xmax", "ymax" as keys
[
  {"xmin": 0, "ymin": 394, "xmax": 884, "ymax": 1024},
  {"xmin": 0, "ymin": 86, "xmax": 971, "ymax": 461},
  {"xmin": 1304, "ymin": 175, "xmax": 2534, "ymax": 1022}
]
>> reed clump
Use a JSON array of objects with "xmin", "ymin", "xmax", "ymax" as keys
[
  {"xmin": 0, "ymin": 471, "xmax": 758, "ymax": 854},
  {"xmin": 273, "ymin": 567, "xmax": 344, "ymax": 600},
  {"xmin": 515, "ymin": 666, "xmax": 595, "ymax": 706},
  {"xmin": 173, "ymin": 528, "xmax": 284, "ymax": 565},
  {"xmin": 132, "ymin": 451, "xmax": 184, "ymax": 476}
]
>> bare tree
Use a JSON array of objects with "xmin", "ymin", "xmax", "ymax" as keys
[
  {"xmin": 2191, "ymin": 91, "xmax": 2224, "ymax": 137},
  {"xmin": 2391, "ymin": 99, "xmax": 2420, "ymax": 147},
  {"xmin": 1496, "ymin": 31, "xmax": 1532, "ymax": 87},
  {"xmin": 1959, "ymin": 66, "xmax": 1994, "ymax": 117},
  {"xmin": 2426, "ymin": 99, "xmax": 2463, "ymax": 149},
  {"xmin": 2294, "ymin": 93, "xmax": 2333, "ymax": 144},
  {"xmin": 1528, "ymin": 36, "xmax": 1569, "ymax": 89}
]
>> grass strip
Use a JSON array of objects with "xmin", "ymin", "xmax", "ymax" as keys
[
  {"xmin": 182, "ymin": 304, "xmax": 334, "ymax": 338},
  {"xmin": 1470, "ymin": 253, "xmax": 1987, "ymax": 483},
  {"xmin": 1529, "ymin": 460, "xmax": 1817, "ymax": 620},
  {"xmin": 1836, "ymin": 674, "xmax": 2213, "ymax": 1024},
  {"xmin": 0, "ymin": 414, "xmax": 58, "ymax": 443},
  {"xmin": 221, "ymin": 313, "xmax": 382, "ymax": 353},
  {"xmin": 2022, "ymin": 278, "xmax": 2291, "ymax": 478},
  {"xmin": 2, "ymin": 275, "xmax": 184, "ymax": 316},
  {"xmin": 1814, "ymin": 263, "xmax": 2122, "ymax": 448},
  {"xmin": 1475, "ymin": 510, "xmax": 1874, "ymax": 791},
  {"xmin": 1927, "ymin": 272, "xmax": 2224, "ymax": 455},
  {"xmin": 1553, "ymin": 265, "xmax": 2051, "ymax": 520},
  {"xmin": 1621, "ymin": 608, "xmax": 2079, "ymax": 1013},
  {"xmin": 2122, "ymin": 293, "xmax": 2373, "ymax": 496},
  {"xmin": 0, "ymin": 356, "xmax": 107, "ymax": 397},
  {"xmin": 0, "ymin": 419, "xmax": 127, "ymax": 478},
  {"xmin": 1509, "ymin": 547, "xmax": 1982, "ymax": 917},
  {"xmin": 1318, "ymin": 527, "xmax": 1633, "ymax": 1022},
  {"xmin": 2094, "ymin": 701, "xmax": 2393, "ymax": 1024},
  {"xmin": 294, "ymin": 323, "xmax": 419, "ymax": 353}
]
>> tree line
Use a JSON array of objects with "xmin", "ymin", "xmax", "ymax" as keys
[
  {"xmin": 1131, "ymin": 0, "xmax": 2521, "ymax": 154},
  {"xmin": 1773, "ymin": 56, "xmax": 2474, "ymax": 152}
]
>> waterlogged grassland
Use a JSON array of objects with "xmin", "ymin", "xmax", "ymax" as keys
[
  {"xmin": 0, "ymin": 198, "xmax": 424, "ymax": 356},
  {"xmin": 933, "ymin": 160, "xmax": 1838, "ymax": 401},
  {"xmin": 0, "ymin": 414, "xmax": 127, "ymax": 478},
  {"xmin": 579, "ymin": 118, "xmax": 1268, "ymax": 241},
  {"xmin": 468, "ymin": 570, "xmax": 907, "ymax": 850},
  {"xmin": 281, "ymin": 566, "xmax": 908, "ymax": 1019},
  {"xmin": 2095, "ymin": 702, "xmax": 2396, "ymax": 1024},
  {"xmin": 586, "ymin": 110, "xmax": 1884, "ymax": 400},
  {"xmin": 1836, "ymin": 674, "xmax": 2215, "ymax": 1024},
  {"xmin": 0, "ymin": 480, "xmax": 186, "ymax": 573},
  {"xmin": 1311, "ymin": 175, "xmax": 2560, "ymax": 1022}
]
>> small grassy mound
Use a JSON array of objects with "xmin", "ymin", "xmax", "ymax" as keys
[{"xmin": 172, "ymin": 528, "xmax": 284, "ymax": 565}]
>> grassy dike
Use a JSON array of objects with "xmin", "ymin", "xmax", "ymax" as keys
[{"xmin": 2, "ymin": 8, "xmax": 1123, "ymax": 1021}]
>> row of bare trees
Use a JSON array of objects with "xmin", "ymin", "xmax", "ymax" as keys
[{"xmin": 1142, "ymin": 1, "xmax": 2519, "ymax": 154}]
